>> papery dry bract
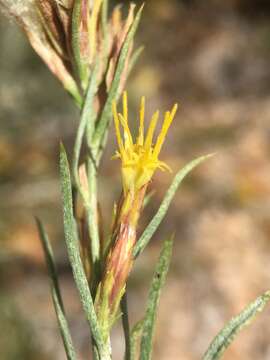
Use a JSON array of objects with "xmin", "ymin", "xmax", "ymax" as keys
[
  {"xmin": 0, "ymin": 0, "xmax": 80, "ymax": 102},
  {"xmin": 0, "ymin": 0, "xmax": 139, "ymax": 106}
]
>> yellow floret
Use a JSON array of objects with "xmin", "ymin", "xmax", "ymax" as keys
[{"xmin": 113, "ymin": 92, "xmax": 178, "ymax": 194}]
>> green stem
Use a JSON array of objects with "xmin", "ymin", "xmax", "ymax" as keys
[{"xmin": 93, "ymin": 338, "xmax": 112, "ymax": 360}]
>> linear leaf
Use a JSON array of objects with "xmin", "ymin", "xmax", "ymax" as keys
[
  {"xmin": 203, "ymin": 290, "xmax": 270, "ymax": 360},
  {"xmin": 133, "ymin": 154, "xmax": 213, "ymax": 258},
  {"xmin": 72, "ymin": 0, "xmax": 88, "ymax": 88},
  {"xmin": 130, "ymin": 319, "xmax": 144, "ymax": 360},
  {"xmin": 36, "ymin": 218, "xmax": 77, "ymax": 360},
  {"xmin": 72, "ymin": 59, "xmax": 101, "ymax": 278},
  {"xmin": 87, "ymin": 158, "xmax": 100, "ymax": 274},
  {"xmin": 92, "ymin": 4, "xmax": 144, "ymax": 153},
  {"xmin": 65, "ymin": 80, "xmax": 83, "ymax": 108},
  {"xmin": 127, "ymin": 45, "xmax": 144, "ymax": 79},
  {"xmin": 139, "ymin": 237, "xmax": 174, "ymax": 360},
  {"xmin": 59, "ymin": 144, "xmax": 103, "ymax": 353},
  {"xmin": 72, "ymin": 58, "xmax": 99, "ymax": 189}
]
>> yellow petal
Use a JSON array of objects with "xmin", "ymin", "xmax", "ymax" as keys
[
  {"xmin": 118, "ymin": 114, "xmax": 134, "ymax": 149},
  {"xmin": 137, "ymin": 96, "xmax": 145, "ymax": 146},
  {"xmin": 153, "ymin": 104, "xmax": 178, "ymax": 157},
  {"xmin": 144, "ymin": 110, "xmax": 159, "ymax": 151}
]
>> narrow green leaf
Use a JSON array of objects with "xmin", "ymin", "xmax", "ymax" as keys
[
  {"xmin": 64, "ymin": 77, "xmax": 83, "ymax": 109},
  {"xmin": 130, "ymin": 319, "xmax": 144, "ymax": 360},
  {"xmin": 72, "ymin": 58, "xmax": 99, "ymax": 192},
  {"xmin": 121, "ymin": 292, "xmax": 131, "ymax": 360},
  {"xmin": 203, "ymin": 290, "xmax": 270, "ymax": 360},
  {"xmin": 36, "ymin": 218, "xmax": 77, "ymax": 360},
  {"xmin": 59, "ymin": 144, "xmax": 103, "ymax": 353},
  {"xmin": 139, "ymin": 237, "xmax": 174, "ymax": 360},
  {"xmin": 72, "ymin": 0, "xmax": 88, "ymax": 88},
  {"xmin": 92, "ymin": 4, "xmax": 144, "ymax": 154},
  {"xmin": 72, "ymin": 59, "xmax": 101, "ymax": 278},
  {"xmin": 87, "ymin": 157, "xmax": 100, "ymax": 277},
  {"xmin": 127, "ymin": 45, "xmax": 144, "ymax": 79},
  {"xmin": 133, "ymin": 154, "xmax": 213, "ymax": 258}
]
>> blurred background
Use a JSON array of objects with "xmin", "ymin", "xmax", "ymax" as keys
[{"xmin": 1, "ymin": 0, "xmax": 270, "ymax": 359}]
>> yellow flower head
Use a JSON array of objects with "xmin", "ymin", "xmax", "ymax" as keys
[{"xmin": 113, "ymin": 92, "xmax": 178, "ymax": 195}]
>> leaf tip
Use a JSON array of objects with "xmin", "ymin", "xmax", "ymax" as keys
[{"xmin": 59, "ymin": 141, "xmax": 66, "ymax": 153}]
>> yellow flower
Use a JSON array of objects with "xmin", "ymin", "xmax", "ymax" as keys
[{"xmin": 113, "ymin": 92, "xmax": 178, "ymax": 195}]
